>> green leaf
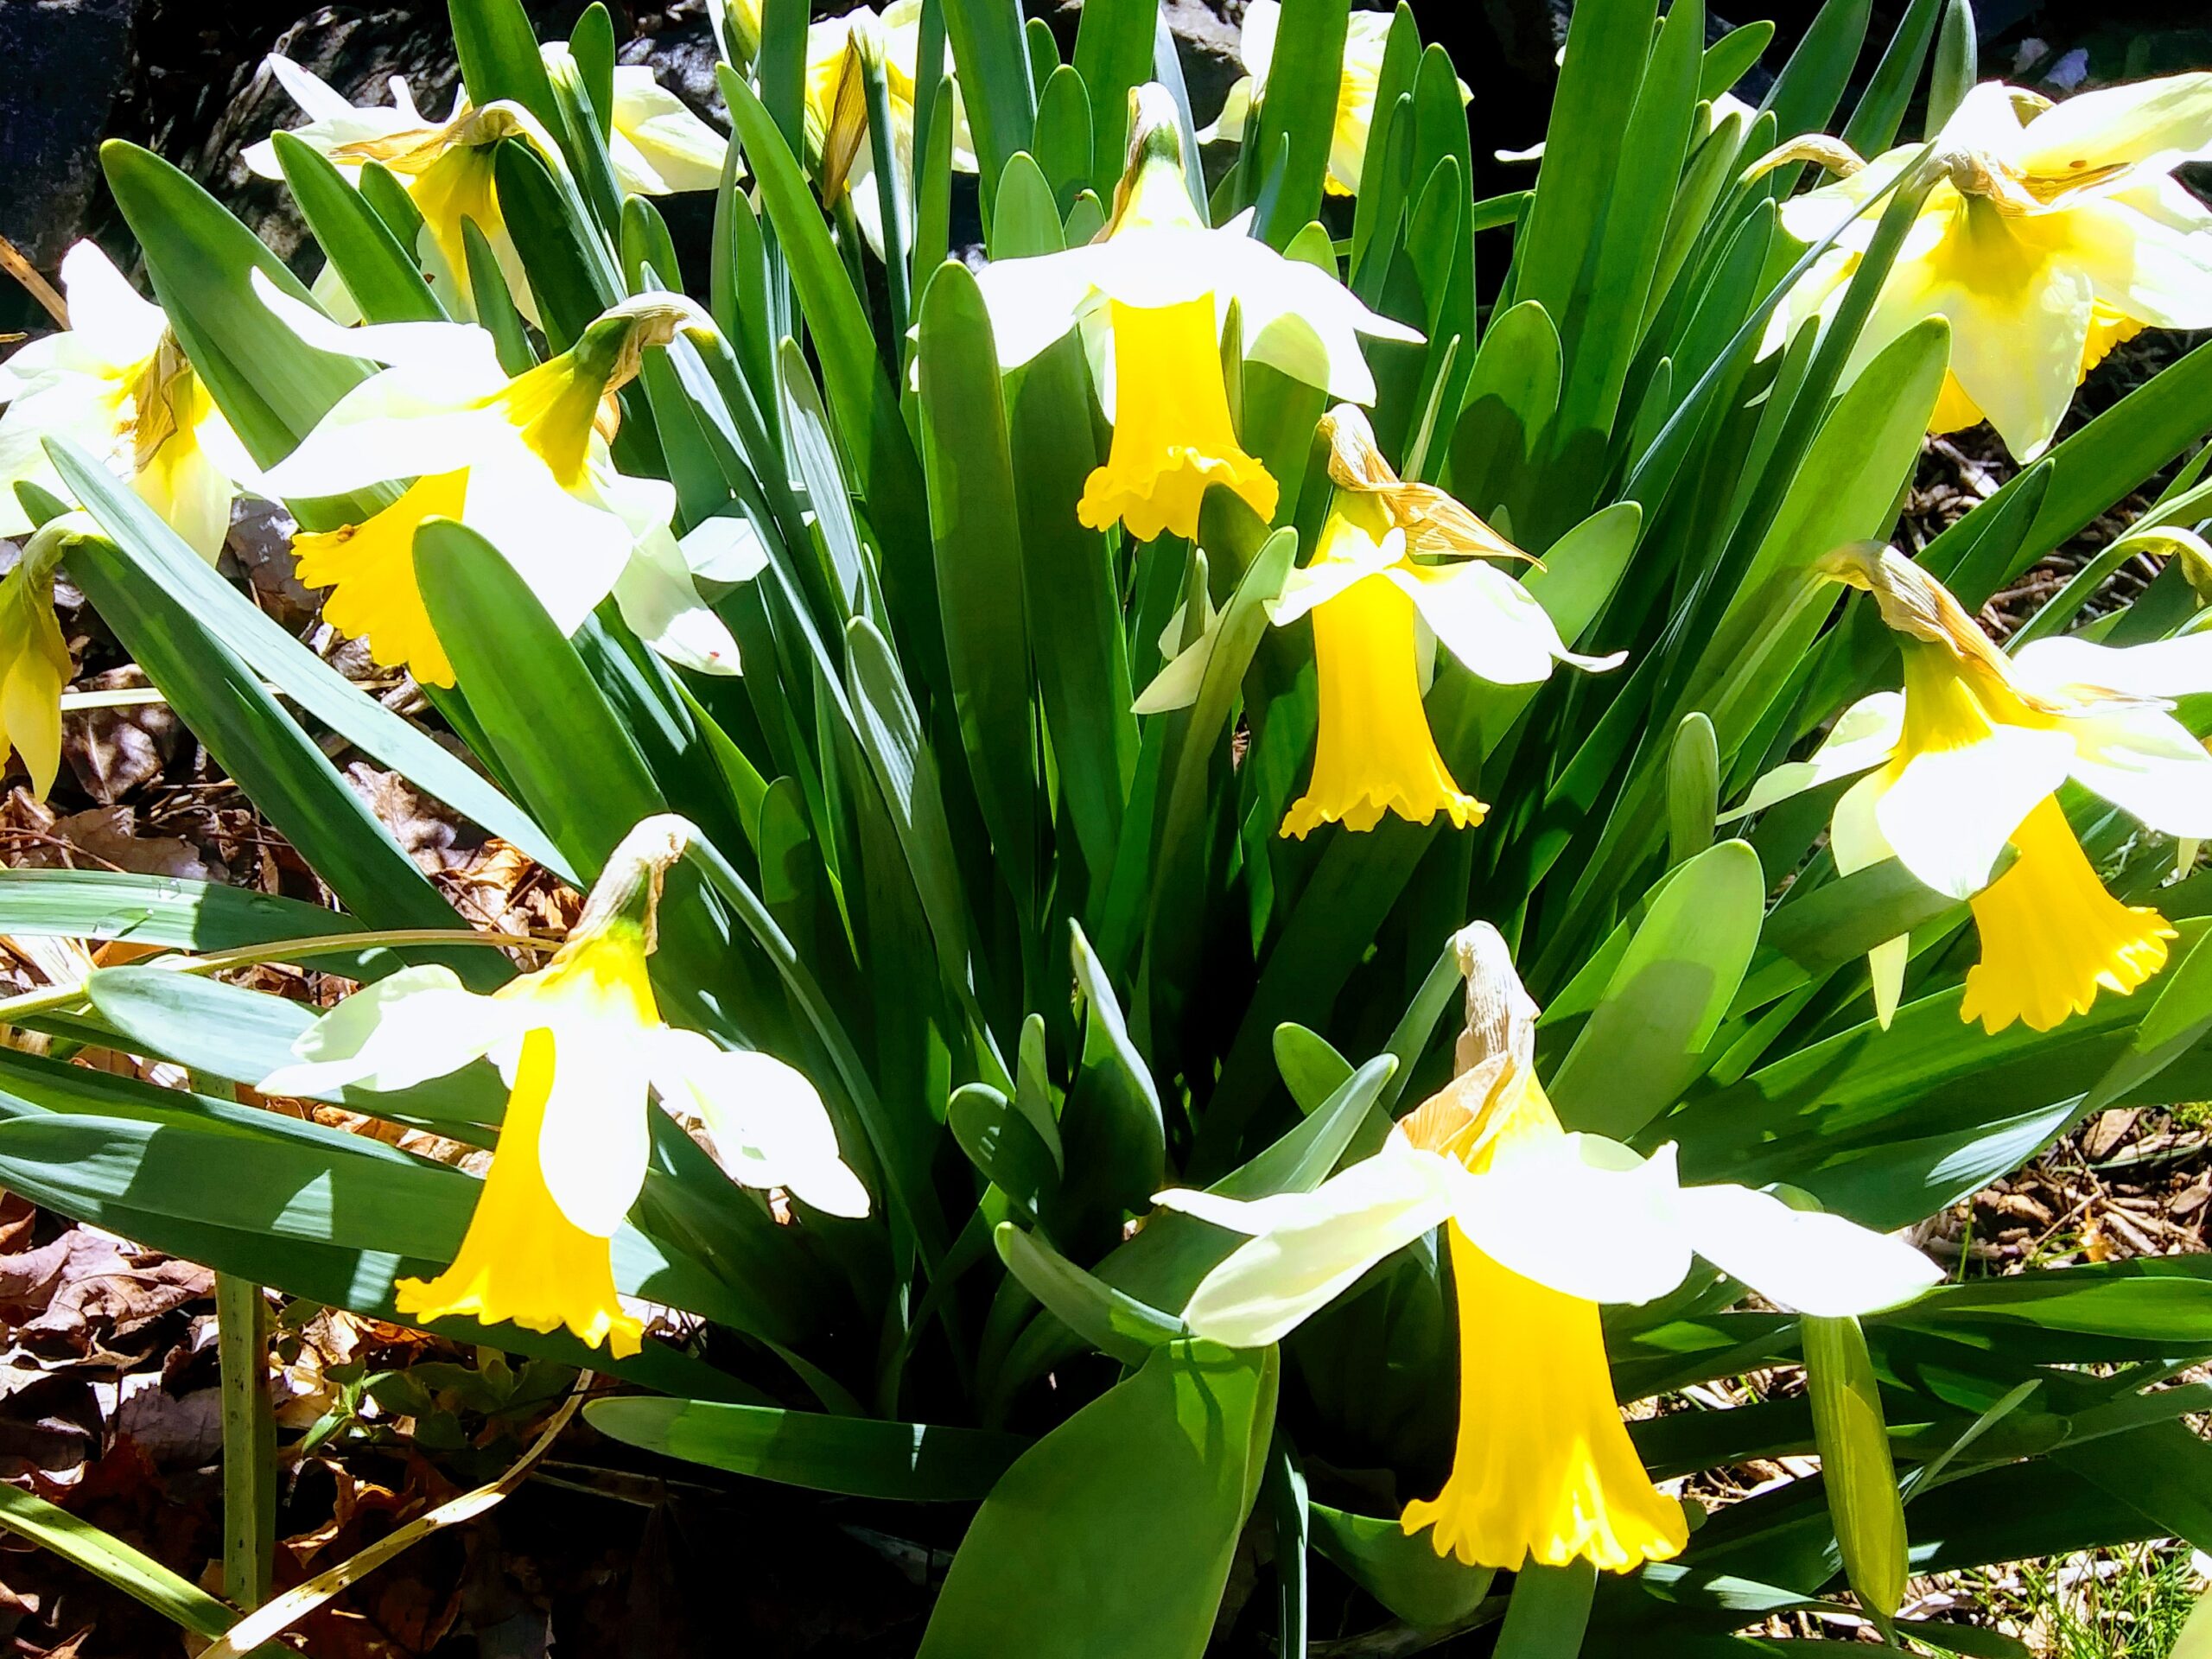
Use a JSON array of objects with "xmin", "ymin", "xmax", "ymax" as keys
[
  {"xmin": 917, "ymin": 261, "xmax": 1039, "ymax": 918},
  {"xmin": 1927, "ymin": 0, "xmax": 1976, "ymax": 135},
  {"xmin": 1547, "ymin": 841, "xmax": 1764, "ymax": 1138},
  {"xmin": 0, "ymin": 870, "xmax": 377, "ymax": 957},
  {"xmin": 271, "ymin": 131, "xmax": 446, "ymax": 324},
  {"xmin": 449, "ymin": 0, "xmax": 563, "ymax": 132},
  {"xmin": 1311, "ymin": 1504, "xmax": 1497, "ymax": 1630},
  {"xmin": 950, "ymin": 1085, "xmax": 1060, "ymax": 1218},
  {"xmin": 1841, "ymin": 0, "xmax": 1941, "ymax": 157},
  {"xmin": 1033, "ymin": 67, "xmax": 1093, "ymax": 210},
  {"xmin": 1071, "ymin": 0, "xmax": 1155, "ymax": 192},
  {"xmin": 1803, "ymin": 1313, "xmax": 1907, "ymax": 1620},
  {"xmin": 940, "ymin": 0, "xmax": 1037, "ymax": 212},
  {"xmin": 1760, "ymin": 0, "xmax": 1872, "ymax": 143},
  {"xmin": 1252, "ymin": 0, "xmax": 1351, "ymax": 243},
  {"xmin": 585, "ymin": 1397, "xmax": 1027, "ymax": 1499},
  {"xmin": 1700, "ymin": 22, "xmax": 1776, "ymax": 99},
  {"xmin": 1446, "ymin": 301, "xmax": 1561, "ymax": 536},
  {"xmin": 917, "ymin": 1341, "xmax": 1276, "ymax": 1659},
  {"xmin": 414, "ymin": 518, "xmax": 664, "ymax": 878},
  {"xmin": 1059, "ymin": 921, "xmax": 1166, "ymax": 1236},
  {"xmin": 1668, "ymin": 712, "xmax": 1719, "ymax": 868},
  {"xmin": 1274, "ymin": 1025, "xmax": 1355, "ymax": 1115},
  {"xmin": 1495, "ymin": 1560, "xmax": 1597, "ymax": 1659},
  {"xmin": 995, "ymin": 1223, "xmax": 1187, "ymax": 1364},
  {"xmin": 0, "ymin": 1484, "xmax": 242, "ymax": 1643},
  {"xmin": 492, "ymin": 137, "xmax": 620, "ymax": 350}
]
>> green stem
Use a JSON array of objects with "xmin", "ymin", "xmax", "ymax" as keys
[{"xmin": 215, "ymin": 1274, "xmax": 276, "ymax": 1611}]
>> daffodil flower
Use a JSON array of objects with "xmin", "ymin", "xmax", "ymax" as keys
[
  {"xmin": 805, "ymin": 1, "xmax": 977, "ymax": 257},
  {"xmin": 1770, "ymin": 75, "xmax": 2212, "ymax": 460},
  {"xmin": 973, "ymin": 84, "xmax": 1421, "ymax": 543},
  {"xmin": 0, "ymin": 515, "xmax": 84, "ymax": 799},
  {"xmin": 1734, "ymin": 544, "xmax": 2212, "ymax": 1033},
  {"xmin": 0, "ymin": 243, "xmax": 251, "ymax": 562},
  {"xmin": 262, "ymin": 817, "xmax": 870, "ymax": 1356},
  {"xmin": 1197, "ymin": 1, "xmax": 1467, "ymax": 196},
  {"xmin": 540, "ymin": 44, "xmax": 731, "ymax": 195},
  {"xmin": 1263, "ymin": 407, "xmax": 1622, "ymax": 837},
  {"xmin": 253, "ymin": 276, "xmax": 739, "ymax": 686},
  {"xmin": 1160, "ymin": 925, "xmax": 1939, "ymax": 1572},
  {"xmin": 244, "ymin": 59, "xmax": 567, "ymax": 322}
]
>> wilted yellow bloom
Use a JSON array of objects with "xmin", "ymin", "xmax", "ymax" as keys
[
  {"xmin": 805, "ymin": 0, "xmax": 976, "ymax": 255},
  {"xmin": 1773, "ymin": 75, "xmax": 2212, "ymax": 459},
  {"xmin": 1163, "ymin": 925, "xmax": 1938, "ymax": 1572},
  {"xmin": 264, "ymin": 817, "xmax": 869, "ymax": 1355},
  {"xmin": 1268, "ymin": 409, "xmax": 1621, "ymax": 837},
  {"xmin": 256, "ymin": 282, "xmax": 738, "ymax": 686},
  {"xmin": 0, "ymin": 243, "xmax": 250, "ymax": 562},
  {"xmin": 1735, "ymin": 545, "xmax": 2212, "ymax": 1032},
  {"xmin": 1198, "ymin": 1, "xmax": 1466, "ymax": 196},
  {"xmin": 0, "ymin": 518, "xmax": 81, "ymax": 800},
  {"xmin": 976, "ymin": 86, "xmax": 1417, "ymax": 543}
]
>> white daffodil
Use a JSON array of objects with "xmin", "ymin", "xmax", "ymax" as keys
[
  {"xmin": 540, "ymin": 44, "xmax": 731, "ymax": 195},
  {"xmin": 244, "ymin": 56, "xmax": 565, "ymax": 323},
  {"xmin": 0, "ymin": 242, "xmax": 251, "ymax": 562},
  {"xmin": 1160, "ymin": 924, "xmax": 1938, "ymax": 1573},
  {"xmin": 252, "ymin": 276, "xmax": 738, "ymax": 686},
  {"xmin": 804, "ymin": 0, "xmax": 977, "ymax": 257},
  {"xmin": 1770, "ymin": 75, "xmax": 2212, "ymax": 460},
  {"xmin": 262, "ymin": 817, "xmax": 869, "ymax": 1355},
  {"xmin": 1256, "ymin": 407, "xmax": 1621, "ymax": 837},
  {"xmin": 1733, "ymin": 543, "xmax": 2212, "ymax": 1033},
  {"xmin": 1197, "ymin": 1, "xmax": 1468, "ymax": 197},
  {"xmin": 972, "ymin": 83, "xmax": 1421, "ymax": 543}
]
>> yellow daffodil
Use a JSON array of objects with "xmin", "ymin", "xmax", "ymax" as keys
[
  {"xmin": 974, "ymin": 84, "xmax": 1421, "ymax": 543},
  {"xmin": 805, "ymin": 1, "xmax": 977, "ymax": 257},
  {"xmin": 1771, "ymin": 75, "xmax": 2212, "ymax": 460},
  {"xmin": 1197, "ymin": 1, "xmax": 1467, "ymax": 196},
  {"xmin": 262, "ymin": 816, "xmax": 870, "ymax": 1355},
  {"xmin": 1265, "ymin": 408, "xmax": 1623, "ymax": 837},
  {"xmin": 0, "ymin": 243, "xmax": 251, "ymax": 562},
  {"xmin": 1161, "ymin": 925, "xmax": 1938, "ymax": 1572},
  {"xmin": 1734, "ymin": 544, "xmax": 2212, "ymax": 1033},
  {"xmin": 244, "ymin": 58, "xmax": 569, "ymax": 323},
  {"xmin": 540, "ymin": 44, "xmax": 732, "ymax": 196},
  {"xmin": 0, "ymin": 516, "xmax": 82, "ymax": 799},
  {"xmin": 253, "ymin": 277, "xmax": 739, "ymax": 686}
]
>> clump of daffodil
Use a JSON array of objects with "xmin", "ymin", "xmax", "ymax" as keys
[
  {"xmin": 0, "ymin": 242, "xmax": 251, "ymax": 562},
  {"xmin": 974, "ymin": 84, "xmax": 1420, "ymax": 544},
  {"xmin": 0, "ymin": 515, "xmax": 86, "ymax": 799},
  {"xmin": 1197, "ymin": 1, "xmax": 1466, "ymax": 196},
  {"xmin": 245, "ymin": 60, "xmax": 577, "ymax": 322},
  {"xmin": 253, "ymin": 277, "xmax": 739, "ymax": 687},
  {"xmin": 262, "ymin": 816, "xmax": 870, "ymax": 1356},
  {"xmin": 1160, "ymin": 924, "xmax": 1938, "ymax": 1572},
  {"xmin": 1264, "ymin": 407, "xmax": 1623, "ymax": 837},
  {"xmin": 805, "ymin": 1, "xmax": 976, "ymax": 256},
  {"xmin": 1734, "ymin": 543, "xmax": 2212, "ymax": 1033},
  {"xmin": 1770, "ymin": 75, "xmax": 2212, "ymax": 461}
]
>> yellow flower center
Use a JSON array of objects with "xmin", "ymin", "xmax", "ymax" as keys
[
  {"xmin": 1959, "ymin": 794, "xmax": 2175, "ymax": 1033},
  {"xmin": 395, "ymin": 1023, "xmax": 645, "ymax": 1357},
  {"xmin": 1077, "ymin": 296, "xmax": 1278, "ymax": 543},
  {"xmin": 1281, "ymin": 501, "xmax": 1484, "ymax": 839},
  {"xmin": 293, "ymin": 470, "xmax": 471, "ymax": 686},
  {"xmin": 395, "ymin": 141, "xmax": 507, "ymax": 317},
  {"xmin": 1395, "ymin": 1065, "xmax": 1688, "ymax": 1572}
]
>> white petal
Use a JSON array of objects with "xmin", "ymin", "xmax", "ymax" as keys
[
  {"xmin": 265, "ymin": 52, "xmax": 368, "ymax": 125},
  {"xmin": 2012, "ymin": 72, "xmax": 2212, "ymax": 181},
  {"xmin": 1875, "ymin": 726, "xmax": 2075, "ymax": 898},
  {"xmin": 1674, "ymin": 1184, "xmax": 1942, "ymax": 1317},
  {"xmin": 259, "ymin": 965, "xmax": 511, "ymax": 1096},
  {"xmin": 1450, "ymin": 1133, "xmax": 1693, "ymax": 1306},
  {"xmin": 257, "ymin": 366, "xmax": 513, "ymax": 498},
  {"xmin": 678, "ymin": 512, "xmax": 769, "ymax": 590},
  {"xmin": 2012, "ymin": 630, "xmax": 2212, "ymax": 701},
  {"xmin": 58, "ymin": 244, "xmax": 166, "ymax": 369},
  {"xmin": 1393, "ymin": 561, "xmax": 1623, "ymax": 687},
  {"xmin": 2056, "ymin": 199, "xmax": 2212, "ymax": 331},
  {"xmin": 1167, "ymin": 1137, "xmax": 1459, "ymax": 1346},
  {"xmin": 2062, "ymin": 708, "xmax": 2212, "ymax": 835},
  {"xmin": 653, "ymin": 1029, "xmax": 870, "ymax": 1217},
  {"xmin": 537, "ymin": 1016, "xmax": 652, "ymax": 1237},
  {"xmin": 461, "ymin": 455, "xmax": 635, "ymax": 633},
  {"xmin": 607, "ymin": 67, "xmax": 731, "ymax": 194},
  {"xmin": 251, "ymin": 268, "xmax": 500, "ymax": 372},
  {"xmin": 971, "ymin": 246, "xmax": 1112, "ymax": 370},
  {"xmin": 1196, "ymin": 76, "xmax": 1255, "ymax": 145},
  {"xmin": 613, "ymin": 526, "xmax": 741, "ymax": 675},
  {"xmin": 1726, "ymin": 691, "xmax": 1904, "ymax": 819},
  {"xmin": 1830, "ymin": 768, "xmax": 1897, "ymax": 875}
]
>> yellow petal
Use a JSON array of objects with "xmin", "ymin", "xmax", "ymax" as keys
[
  {"xmin": 1960, "ymin": 794, "xmax": 2175, "ymax": 1033},
  {"xmin": 292, "ymin": 469, "xmax": 470, "ymax": 685},
  {"xmin": 1400, "ymin": 1223, "xmax": 1688, "ymax": 1573},
  {"xmin": 396, "ymin": 1026, "xmax": 645, "ymax": 1356},
  {"xmin": 1078, "ymin": 296, "xmax": 1277, "ymax": 543},
  {"xmin": 1281, "ymin": 505, "xmax": 1484, "ymax": 838}
]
